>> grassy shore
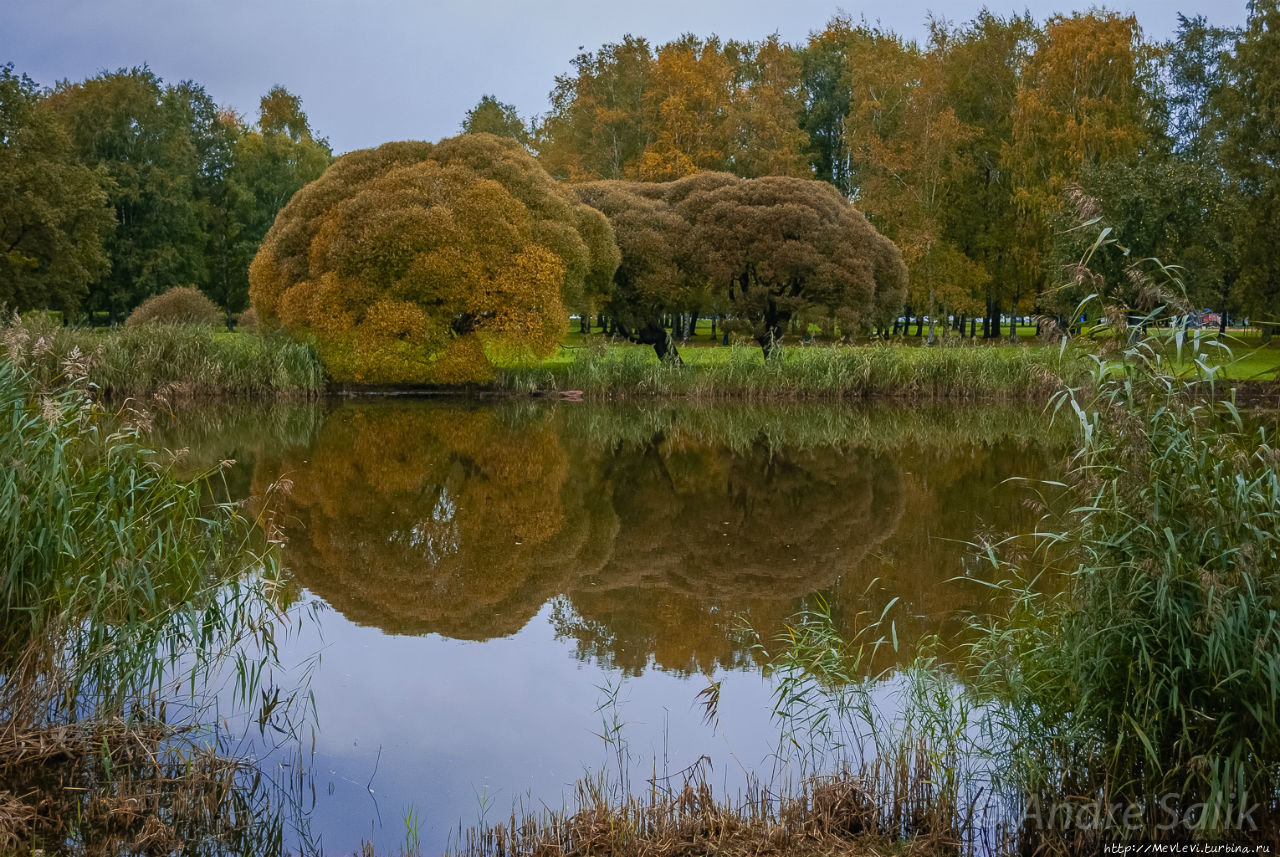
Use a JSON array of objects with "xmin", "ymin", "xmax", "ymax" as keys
[
  {"xmin": 498, "ymin": 339, "xmax": 1087, "ymax": 400},
  {"xmin": 3, "ymin": 314, "xmax": 325, "ymax": 400},
  {"xmin": 6, "ymin": 312, "xmax": 1277, "ymax": 401}
]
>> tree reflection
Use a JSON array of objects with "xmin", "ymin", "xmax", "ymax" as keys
[{"xmin": 238, "ymin": 400, "xmax": 1060, "ymax": 672}]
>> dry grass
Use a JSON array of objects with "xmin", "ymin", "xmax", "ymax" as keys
[
  {"xmin": 445, "ymin": 762, "xmax": 957, "ymax": 857},
  {"xmin": 0, "ymin": 718, "xmax": 277, "ymax": 856}
]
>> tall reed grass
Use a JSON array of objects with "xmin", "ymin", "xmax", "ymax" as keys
[
  {"xmin": 2, "ymin": 312, "xmax": 325, "ymax": 400},
  {"xmin": 0, "ymin": 361, "xmax": 306, "ymax": 851},
  {"xmin": 967, "ymin": 330, "xmax": 1280, "ymax": 849},
  {"xmin": 497, "ymin": 340, "xmax": 1083, "ymax": 401}
]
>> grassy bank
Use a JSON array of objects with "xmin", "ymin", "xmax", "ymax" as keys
[
  {"xmin": 497, "ymin": 340, "xmax": 1086, "ymax": 400},
  {"xmin": 3, "ymin": 313, "xmax": 325, "ymax": 400}
]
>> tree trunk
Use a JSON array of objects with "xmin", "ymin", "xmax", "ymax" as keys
[
  {"xmin": 710, "ymin": 316, "xmax": 717, "ymax": 339},
  {"xmin": 1218, "ymin": 312, "xmax": 1227, "ymax": 335},
  {"xmin": 969, "ymin": 316, "xmax": 977, "ymax": 338},
  {"xmin": 915, "ymin": 316, "xmax": 924, "ymax": 337},
  {"xmin": 1009, "ymin": 313, "xmax": 1018, "ymax": 341},
  {"xmin": 580, "ymin": 314, "xmax": 590, "ymax": 334}
]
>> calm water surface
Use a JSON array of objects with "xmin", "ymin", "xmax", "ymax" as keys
[{"xmin": 162, "ymin": 398, "xmax": 1067, "ymax": 854}]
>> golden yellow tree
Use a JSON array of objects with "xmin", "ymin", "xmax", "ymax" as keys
[
  {"xmin": 635, "ymin": 35, "xmax": 736, "ymax": 180},
  {"xmin": 1004, "ymin": 11, "xmax": 1159, "ymax": 315},
  {"xmin": 249, "ymin": 134, "xmax": 618, "ymax": 385}
]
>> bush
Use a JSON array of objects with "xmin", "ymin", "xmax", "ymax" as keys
[
  {"xmin": 236, "ymin": 306, "xmax": 260, "ymax": 332},
  {"xmin": 125, "ymin": 286, "xmax": 222, "ymax": 328}
]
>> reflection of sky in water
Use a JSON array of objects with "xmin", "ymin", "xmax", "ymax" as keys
[{"xmin": 283, "ymin": 599, "xmax": 780, "ymax": 855}]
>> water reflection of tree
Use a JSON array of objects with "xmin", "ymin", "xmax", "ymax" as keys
[
  {"xmin": 253, "ymin": 403, "xmax": 617, "ymax": 639},
  {"xmin": 243, "ymin": 400, "xmax": 1062, "ymax": 672},
  {"xmin": 557, "ymin": 438, "xmax": 905, "ymax": 676}
]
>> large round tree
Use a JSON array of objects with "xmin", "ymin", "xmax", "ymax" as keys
[
  {"xmin": 249, "ymin": 133, "xmax": 618, "ymax": 384},
  {"xmin": 578, "ymin": 172, "xmax": 906, "ymax": 360},
  {"xmin": 676, "ymin": 174, "xmax": 907, "ymax": 356}
]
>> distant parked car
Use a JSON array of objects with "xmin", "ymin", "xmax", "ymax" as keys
[{"xmin": 1202, "ymin": 312, "xmax": 1221, "ymax": 327}]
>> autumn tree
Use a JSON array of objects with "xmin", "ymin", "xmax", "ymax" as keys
[
  {"xmin": 677, "ymin": 174, "xmax": 907, "ymax": 355},
  {"xmin": 847, "ymin": 20, "xmax": 988, "ymax": 341},
  {"xmin": 249, "ymin": 133, "xmax": 618, "ymax": 384},
  {"xmin": 0, "ymin": 64, "xmax": 112, "ymax": 312},
  {"xmin": 537, "ymin": 36, "xmax": 654, "ymax": 180},
  {"xmin": 461, "ymin": 94, "xmax": 530, "ymax": 146},
  {"xmin": 573, "ymin": 175, "xmax": 730, "ymax": 360},
  {"xmin": 1217, "ymin": 0, "xmax": 1280, "ymax": 340},
  {"xmin": 727, "ymin": 35, "xmax": 810, "ymax": 178},
  {"xmin": 1005, "ymin": 12, "xmax": 1161, "ymax": 321}
]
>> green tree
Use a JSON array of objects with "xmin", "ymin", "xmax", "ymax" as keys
[
  {"xmin": 47, "ymin": 67, "xmax": 208, "ymax": 320},
  {"xmin": 461, "ymin": 94, "xmax": 530, "ymax": 145},
  {"xmin": 1052, "ymin": 159, "xmax": 1240, "ymax": 322},
  {"xmin": 0, "ymin": 64, "xmax": 112, "ymax": 312},
  {"xmin": 211, "ymin": 87, "xmax": 331, "ymax": 316},
  {"xmin": 1217, "ymin": 0, "xmax": 1280, "ymax": 341},
  {"xmin": 935, "ymin": 11, "xmax": 1039, "ymax": 337},
  {"xmin": 249, "ymin": 134, "xmax": 618, "ymax": 385}
]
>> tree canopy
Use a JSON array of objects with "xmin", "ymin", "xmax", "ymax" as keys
[
  {"xmin": 249, "ymin": 133, "xmax": 618, "ymax": 384},
  {"xmin": 678, "ymin": 174, "xmax": 907, "ymax": 354},
  {"xmin": 0, "ymin": 64, "xmax": 112, "ymax": 312}
]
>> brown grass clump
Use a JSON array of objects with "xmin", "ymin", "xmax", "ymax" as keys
[
  {"xmin": 125, "ymin": 286, "xmax": 222, "ymax": 328},
  {"xmin": 448, "ymin": 766, "xmax": 955, "ymax": 857},
  {"xmin": 0, "ymin": 718, "xmax": 273, "ymax": 856}
]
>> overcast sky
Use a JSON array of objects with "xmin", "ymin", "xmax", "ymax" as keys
[{"xmin": 0, "ymin": 0, "xmax": 1249, "ymax": 155}]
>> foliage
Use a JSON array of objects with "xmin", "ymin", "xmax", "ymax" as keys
[
  {"xmin": 1217, "ymin": 0, "xmax": 1280, "ymax": 338},
  {"xmin": 209, "ymin": 87, "xmax": 332, "ymax": 316},
  {"xmin": 678, "ymin": 174, "xmax": 908, "ymax": 353},
  {"xmin": 0, "ymin": 64, "xmax": 112, "ymax": 313},
  {"xmin": 1050, "ymin": 160, "xmax": 1240, "ymax": 319},
  {"xmin": 461, "ymin": 95, "xmax": 530, "ymax": 145},
  {"xmin": 249, "ymin": 133, "xmax": 618, "ymax": 385},
  {"xmin": 124, "ymin": 284, "xmax": 222, "ymax": 327},
  {"xmin": 46, "ymin": 67, "xmax": 211, "ymax": 319},
  {"xmin": 3, "ymin": 311, "xmax": 324, "ymax": 399}
]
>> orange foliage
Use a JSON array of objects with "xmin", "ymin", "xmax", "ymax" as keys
[{"xmin": 249, "ymin": 134, "xmax": 617, "ymax": 385}]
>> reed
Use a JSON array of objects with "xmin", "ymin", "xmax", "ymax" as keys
[
  {"xmin": 496, "ymin": 339, "xmax": 1083, "ymax": 401},
  {"xmin": 2, "ymin": 312, "xmax": 325, "ymax": 400},
  {"xmin": 0, "ymin": 361, "xmax": 305, "ymax": 852}
]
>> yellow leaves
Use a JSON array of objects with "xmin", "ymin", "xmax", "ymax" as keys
[{"xmin": 249, "ymin": 135, "xmax": 618, "ymax": 386}]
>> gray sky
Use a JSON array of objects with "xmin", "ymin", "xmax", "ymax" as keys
[{"xmin": 1, "ymin": 0, "xmax": 1249, "ymax": 155}]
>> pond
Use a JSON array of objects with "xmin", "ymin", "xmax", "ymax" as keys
[{"xmin": 157, "ymin": 398, "xmax": 1068, "ymax": 855}]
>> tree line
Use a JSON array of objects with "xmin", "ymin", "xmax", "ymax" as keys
[
  {"xmin": 465, "ymin": 4, "xmax": 1280, "ymax": 340},
  {"xmin": 1, "ymin": 64, "xmax": 331, "ymax": 322},
  {"xmin": 4, "ymin": 4, "xmax": 1277, "ymax": 339}
]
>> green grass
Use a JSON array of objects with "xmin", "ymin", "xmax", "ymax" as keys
[
  {"xmin": 498, "ymin": 339, "xmax": 1087, "ymax": 400},
  {"xmin": 2, "ymin": 314, "xmax": 326, "ymax": 399}
]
